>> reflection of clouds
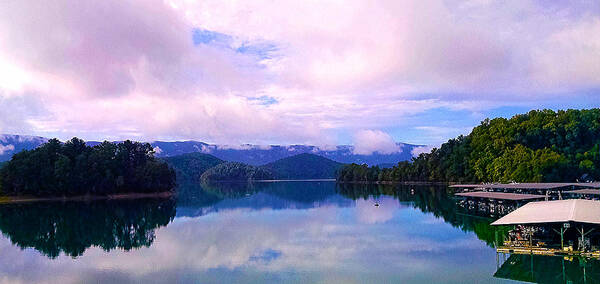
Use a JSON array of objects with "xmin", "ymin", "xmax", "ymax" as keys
[
  {"xmin": 0, "ymin": 203, "xmax": 495, "ymax": 283},
  {"xmin": 355, "ymin": 196, "xmax": 403, "ymax": 224}
]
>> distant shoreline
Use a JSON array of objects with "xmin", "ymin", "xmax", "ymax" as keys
[
  {"xmin": 0, "ymin": 191, "xmax": 174, "ymax": 204},
  {"xmin": 336, "ymin": 181, "xmax": 451, "ymax": 185},
  {"xmin": 255, "ymin": 179, "xmax": 336, "ymax": 182}
]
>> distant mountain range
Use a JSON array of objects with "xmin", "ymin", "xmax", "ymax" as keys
[
  {"xmin": 0, "ymin": 134, "xmax": 422, "ymax": 165},
  {"xmin": 0, "ymin": 135, "xmax": 48, "ymax": 161}
]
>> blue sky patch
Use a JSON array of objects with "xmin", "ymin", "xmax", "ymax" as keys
[
  {"xmin": 193, "ymin": 28, "xmax": 278, "ymax": 60},
  {"xmin": 248, "ymin": 96, "xmax": 278, "ymax": 106}
]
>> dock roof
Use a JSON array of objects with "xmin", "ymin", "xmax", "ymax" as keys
[
  {"xmin": 455, "ymin": 192, "xmax": 546, "ymax": 201},
  {"xmin": 491, "ymin": 199, "xmax": 600, "ymax": 226},
  {"xmin": 451, "ymin": 182, "xmax": 600, "ymax": 190},
  {"xmin": 563, "ymin": 189, "xmax": 600, "ymax": 195}
]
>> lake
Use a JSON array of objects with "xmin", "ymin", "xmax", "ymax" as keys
[{"xmin": 0, "ymin": 181, "xmax": 597, "ymax": 283}]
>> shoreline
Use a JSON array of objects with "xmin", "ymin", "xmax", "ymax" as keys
[
  {"xmin": 0, "ymin": 191, "xmax": 175, "ymax": 204},
  {"xmin": 335, "ymin": 180, "xmax": 453, "ymax": 185}
]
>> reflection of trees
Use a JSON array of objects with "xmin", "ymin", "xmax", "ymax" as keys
[
  {"xmin": 195, "ymin": 181, "xmax": 340, "ymax": 204},
  {"xmin": 176, "ymin": 181, "xmax": 223, "ymax": 207},
  {"xmin": 199, "ymin": 181, "xmax": 259, "ymax": 198},
  {"xmin": 336, "ymin": 183, "xmax": 510, "ymax": 247},
  {"xmin": 494, "ymin": 254, "xmax": 600, "ymax": 283},
  {"xmin": 0, "ymin": 198, "xmax": 176, "ymax": 258},
  {"xmin": 254, "ymin": 182, "xmax": 337, "ymax": 204}
]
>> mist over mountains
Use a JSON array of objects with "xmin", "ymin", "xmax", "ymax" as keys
[{"xmin": 0, "ymin": 134, "xmax": 423, "ymax": 165}]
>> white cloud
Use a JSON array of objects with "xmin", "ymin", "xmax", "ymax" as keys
[
  {"xmin": 152, "ymin": 146, "xmax": 163, "ymax": 155},
  {"xmin": 352, "ymin": 130, "xmax": 401, "ymax": 155},
  {"xmin": 0, "ymin": 144, "xmax": 15, "ymax": 155},
  {"xmin": 411, "ymin": 146, "xmax": 434, "ymax": 157}
]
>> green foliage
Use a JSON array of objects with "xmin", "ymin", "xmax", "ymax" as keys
[
  {"xmin": 200, "ymin": 162, "xmax": 274, "ymax": 182},
  {"xmin": 261, "ymin": 153, "xmax": 343, "ymax": 179},
  {"xmin": 0, "ymin": 138, "xmax": 176, "ymax": 196},
  {"xmin": 163, "ymin": 152, "xmax": 223, "ymax": 182},
  {"xmin": 337, "ymin": 109, "xmax": 600, "ymax": 182}
]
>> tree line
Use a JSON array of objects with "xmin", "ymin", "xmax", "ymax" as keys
[
  {"xmin": 338, "ymin": 109, "xmax": 600, "ymax": 183},
  {"xmin": 0, "ymin": 138, "xmax": 176, "ymax": 196}
]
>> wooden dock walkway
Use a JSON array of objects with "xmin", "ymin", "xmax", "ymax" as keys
[{"xmin": 497, "ymin": 246, "xmax": 600, "ymax": 258}]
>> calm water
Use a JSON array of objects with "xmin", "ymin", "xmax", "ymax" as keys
[{"xmin": 0, "ymin": 181, "xmax": 598, "ymax": 283}]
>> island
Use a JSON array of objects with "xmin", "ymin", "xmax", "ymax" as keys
[{"xmin": 0, "ymin": 138, "xmax": 176, "ymax": 199}]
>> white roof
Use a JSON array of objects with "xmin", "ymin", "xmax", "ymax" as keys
[{"xmin": 491, "ymin": 199, "xmax": 600, "ymax": 226}]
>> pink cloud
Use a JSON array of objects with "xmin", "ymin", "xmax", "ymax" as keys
[{"xmin": 0, "ymin": 0, "xmax": 598, "ymax": 144}]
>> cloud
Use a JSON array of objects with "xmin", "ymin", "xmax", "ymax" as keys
[
  {"xmin": 152, "ymin": 146, "xmax": 163, "ymax": 155},
  {"xmin": 0, "ymin": 0, "xmax": 598, "ymax": 145},
  {"xmin": 411, "ymin": 146, "xmax": 434, "ymax": 157},
  {"xmin": 0, "ymin": 144, "xmax": 15, "ymax": 155},
  {"xmin": 352, "ymin": 130, "xmax": 401, "ymax": 155}
]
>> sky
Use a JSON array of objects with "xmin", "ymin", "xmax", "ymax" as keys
[{"xmin": 0, "ymin": 0, "xmax": 598, "ymax": 152}]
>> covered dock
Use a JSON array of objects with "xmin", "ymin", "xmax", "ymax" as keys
[
  {"xmin": 565, "ymin": 189, "xmax": 600, "ymax": 195},
  {"xmin": 564, "ymin": 189, "xmax": 600, "ymax": 200},
  {"xmin": 492, "ymin": 199, "xmax": 600, "ymax": 226},
  {"xmin": 451, "ymin": 183, "xmax": 600, "ymax": 201},
  {"xmin": 451, "ymin": 182, "xmax": 600, "ymax": 191},
  {"xmin": 455, "ymin": 192, "xmax": 545, "ymax": 201},
  {"xmin": 492, "ymin": 199, "xmax": 600, "ymax": 255},
  {"xmin": 455, "ymin": 192, "xmax": 546, "ymax": 217}
]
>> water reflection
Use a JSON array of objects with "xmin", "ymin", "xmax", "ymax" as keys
[
  {"xmin": 0, "ymin": 198, "xmax": 175, "ymax": 258},
  {"xmin": 176, "ymin": 181, "xmax": 352, "ymax": 217},
  {"xmin": 495, "ymin": 254, "xmax": 600, "ymax": 283},
  {"xmin": 0, "ymin": 181, "xmax": 595, "ymax": 283},
  {"xmin": 336, "ymin": 183, "xmax": 511, "ymax": 247}
]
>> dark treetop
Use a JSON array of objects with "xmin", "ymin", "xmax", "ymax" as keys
[{"xmin": 0, "ymin": 138, "xmax": 176, "ymax": 196}]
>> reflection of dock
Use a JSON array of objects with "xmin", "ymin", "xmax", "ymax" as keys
[{"xmin": 494, "ymin": 253, "xmax": 600, "ymax": 283}]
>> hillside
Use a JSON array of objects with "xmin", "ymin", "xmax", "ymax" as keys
[
  {"xmin": 162, "ymin": 153, "xmax": 224, "ymax": 182},
  {"xmin": 338, "ymin": 109, "xmax": 600, "ymax": 183},
  {"xmin": 200, "ymin": 162, "xmax": 274, "ymax": 182},
  {"xmin": 261, "ymin": 153, "xmax": 343, "ymax": 179}
]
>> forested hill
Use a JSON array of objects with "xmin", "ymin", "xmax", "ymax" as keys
[
  {"xmin": 0, "ymin": 138, "xmax": 176, "ymax": 196},
  {"xmin": 162, "ymin": 153, "xmax": 223, "ymax": 182},
  {"xmin": 338, "ymin": 109, "xmax": 600, "ymax": 183},
  {"xmin": 262, "ymin": 153, "xmax": 342, "ymax": 179},
  {"xmin": 200, "ymin": 162, "xmax": 274, "ymax": 182}
]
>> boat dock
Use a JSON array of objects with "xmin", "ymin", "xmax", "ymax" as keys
[{"xmin": 455, "ymin": 191, "xmax": 545, "ymax": 201}]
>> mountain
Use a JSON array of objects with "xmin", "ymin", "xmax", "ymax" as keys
[
  {"xmin": 162, "ymin": 153, "xmax": 224, "ymax": 182},
  {"xmin": 0, "ymin": 134, "xmax": 421, "ymax": 166},
  {"xmin": 0, "ymin": 135, "xmax": 47, "ymax": 162},
  {"xmin": 181, "ymin": 144, "xmax": 418, "ymax": 166},
  {"xmin": 261, "ymin": 153, "xmax": 343, "ymax": 179}
]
